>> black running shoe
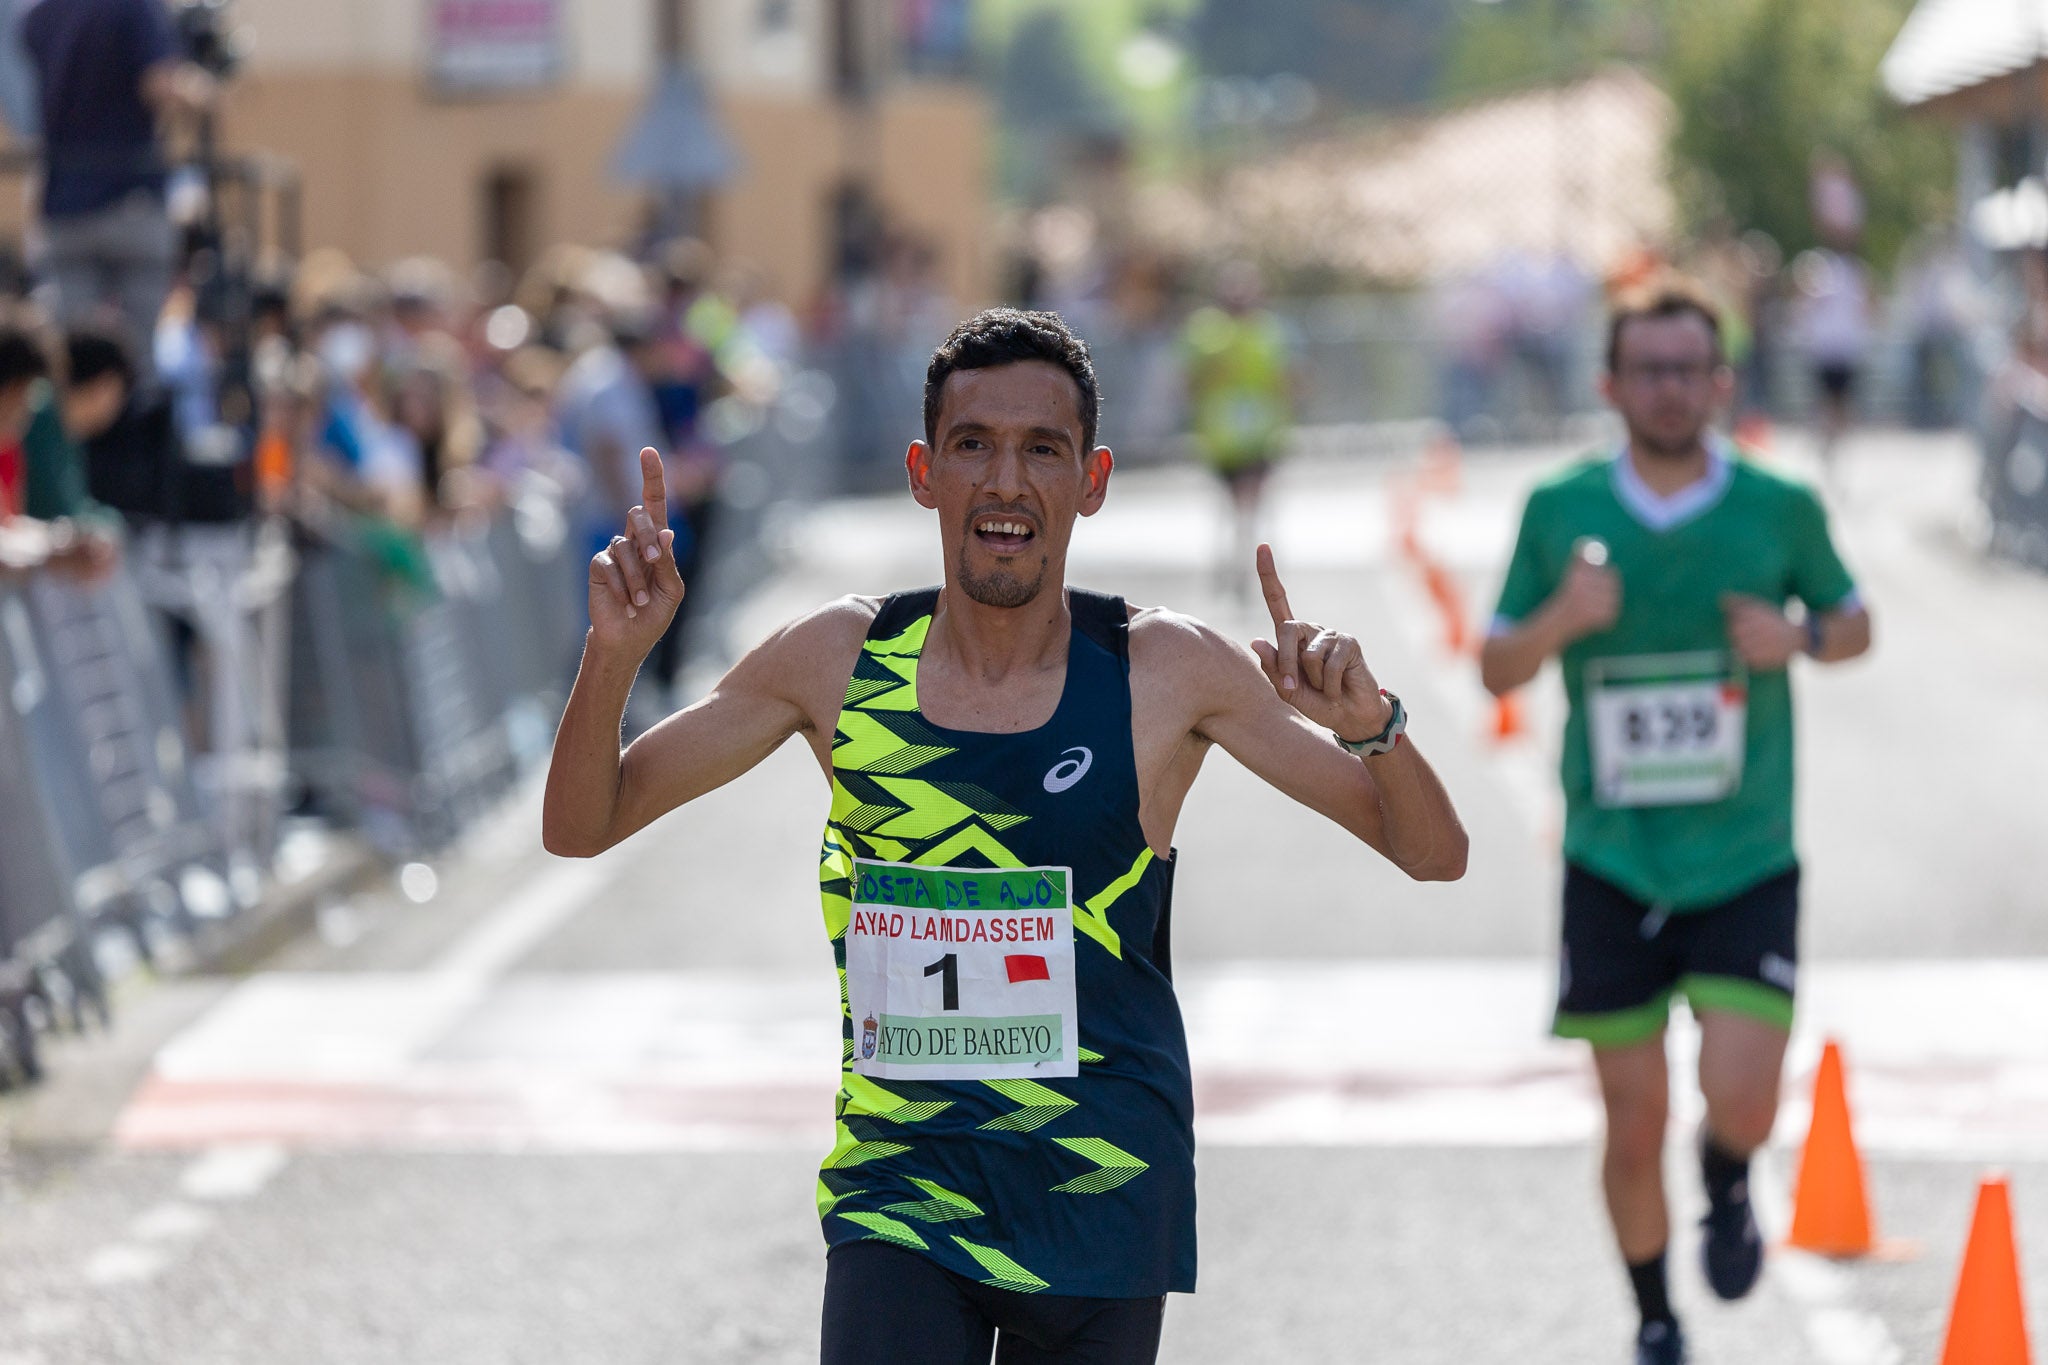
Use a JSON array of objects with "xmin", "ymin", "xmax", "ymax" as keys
[
  {"xmin": 1700, "ymin": 1164, "xmax": 1765, "ymax": 1299},
  {"xmin": 1634, "ymin": 1317, "xmax": 1687, "ymax": 1365}
]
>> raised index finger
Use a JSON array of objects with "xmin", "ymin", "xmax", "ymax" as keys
[
  {"xmin": 1256, "ymin": 543, "xmax": 1294, "ymax": 630},
  {"xmin": 639, "ymin": 447, "xmax": 669, "ymax": 531}
]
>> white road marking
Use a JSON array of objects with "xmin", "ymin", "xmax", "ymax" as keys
[
  {"xmin": 179, "ymin": 1142, "xmax": 288, "ymax": 1201},
  {"xmin": 430, "ymin": 859, "xmax": 612, "ymax": 982},
  {"xmin": 127, "ymin": 1200, "xmax": 216, "ymax": 1243},
  {"xmin": 15, "ymin": 1303, "xmax": 84, "ymax": 1337},
  {"xmin": 1751, "ymin": 1155, "xmax": 1904, "ymax": 1365},
  {"xmin": 81, "ymin": 1243, "xmax": 170, "ymax": 1286},
  {"xmin": 117, "ymin": 961, "xmax": 2048, "ymax": 1158}
]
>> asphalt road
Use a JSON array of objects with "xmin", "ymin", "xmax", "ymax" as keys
[{"xmin": 3, "ymin": 427, "xmax": 2045, "ymax": 1365}]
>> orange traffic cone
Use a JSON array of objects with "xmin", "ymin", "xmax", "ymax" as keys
[
  {"xmin": 1491, "ymin": 690, "xmax": 1525, "ymax": 741},
  {"xmin": 1420, "ymin": 429, "xmax": 1464, "ymax": 494},
  {"xmin": 1789, "ymin": 1039, "xmax": 1876, "ymax": 1256},
  {"xmin": 1941, "ymin": 1176, "xmax": 2034, "ymax": 1365},
  {"xmin": 1421, "ymin": 561, "xmax": 1468, "ymax": 654}
]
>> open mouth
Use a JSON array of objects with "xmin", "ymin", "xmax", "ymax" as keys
[{"xmin": 972, "ymin": 514, "xmax": 1037, "ymax": 556}]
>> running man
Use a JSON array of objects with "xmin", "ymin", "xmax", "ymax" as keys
[
  {"xmin": 1480, "ymin": 284, "xmax": 1872, "ymax": 1365},
  {"xmin": 1180, "ymin": 261, "xmax": 1297, "ymax": 597},
  {"xmin": 545, "ymin": 309, "xmax": 1467, "ymax": 1363}
]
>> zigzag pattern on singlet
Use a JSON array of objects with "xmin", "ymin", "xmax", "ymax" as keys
[{"xmin": 814, "ymin": 604, "xmax": 1163, "ymax": 1293}]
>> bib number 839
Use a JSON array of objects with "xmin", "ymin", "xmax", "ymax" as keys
[{"xmin": 1622, "ymin": 698, "xmax": 1719, "ymax": 750}]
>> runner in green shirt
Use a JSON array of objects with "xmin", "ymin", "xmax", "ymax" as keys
[{"xmin": 1481, "ymin": 284, "xmax": 1872, "ymax": 1365}]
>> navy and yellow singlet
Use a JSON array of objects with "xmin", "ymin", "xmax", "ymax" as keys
[{"xmin": 816, "ymin": 587, "xmax": 1196, "ymax": 1299}]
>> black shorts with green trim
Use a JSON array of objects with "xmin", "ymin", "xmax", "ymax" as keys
[{"xmin": 1554, "ymin": 862, "xmax": 1798, "ymax": 1047}]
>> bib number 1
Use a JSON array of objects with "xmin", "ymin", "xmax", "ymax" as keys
[{"xmin": 844, "ymin": 859, "xmax": 1079, "ymax": 1080}]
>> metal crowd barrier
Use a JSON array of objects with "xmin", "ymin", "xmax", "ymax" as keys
[
  {"xmin": 286, "ymin": 490, "xmax": 584, "ymax": 854},
  {"xmin": 0, "ymin": 561, "xmax": 232, "ymax": 1083},
  {"xmin": 1985, "ymin": 404, "xmax": 2048, "ymax": 573},
  {"xmin": 0, "ymin": 488, "xmax": 587, "ymax": 1085}
]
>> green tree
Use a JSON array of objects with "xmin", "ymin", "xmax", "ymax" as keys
[
  {"xmin": 1661, "ymin": 0, "xmax": 1951, "ymax": 274},
  {"xmin": 1436, "ymin": 0, "xmax": 1949, "ymax": 274}
]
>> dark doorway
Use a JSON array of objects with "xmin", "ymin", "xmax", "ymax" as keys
[{"xmin": 481, "ymin": 166, "xmax": 539, "ymax": 276}]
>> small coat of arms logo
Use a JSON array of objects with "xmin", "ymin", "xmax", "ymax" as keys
[{"xmin": 860, "ymin": 1013, "xmax": 878, "ymax": 1060}]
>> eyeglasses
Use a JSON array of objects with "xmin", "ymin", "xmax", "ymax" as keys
[{"xmin": 1616, "ymin": 360, "xmax": 1719, "ymax": 386}]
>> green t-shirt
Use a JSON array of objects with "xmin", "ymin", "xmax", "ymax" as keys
[
  {"xmin": 22, "ymin": 382, "xmax": 97, "ymax": 522},
  {"xmin": 1493, "ymin": 450, "xmax": 1858, "ymax": 909},
  {"xmin": 1179, "ymin": 306, "xmax": 1292, "ymax": 470}
]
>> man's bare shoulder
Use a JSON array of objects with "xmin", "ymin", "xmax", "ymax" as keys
[
  {"xmin": 1125, "ymin": 603, "xmax": 1264, "ymax": 697},
  {"xmin": 758, "ymin": 594, "xmax": 883, "ymax": 672}
]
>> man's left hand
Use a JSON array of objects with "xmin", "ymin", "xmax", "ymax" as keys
[
  {"xmin": 1251, "ymin": 544, "xmax": 1393, "ymax": 743},
  {"xmin": 1721, "ymin": 592, "xmax": 1803, "ymax": 670}
]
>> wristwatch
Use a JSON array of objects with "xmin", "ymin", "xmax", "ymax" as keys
[{"xmin": 1335, "ymin": 691, "xmax": 1406, "ymax": 756}]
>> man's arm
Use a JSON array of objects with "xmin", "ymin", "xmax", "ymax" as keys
[
  {"xmin": 139, "ymin": 61, "xmax": 215, "ymax": 118},
  {"xmin": 1720, "ymin": 594, "xmax": 1871, "ymax": 670},
  {"xmin": 1809, "ymin": 603, "xmax": 1872, "ymax": 662},
  {"xmin": 1479, "ymin": 550, "xmax": 1619, "ymax": 696},
  {"xmin": 541, "ymin": 447, "xmax": 855, "ymax": 857},
  {"xmin": 1184, "ymin": 546, "xmax": 1467, "ymax": 882}
]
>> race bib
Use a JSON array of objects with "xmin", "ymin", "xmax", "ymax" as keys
[
  {"xmin": 845, "ymin": 859, "xmax": 1078, "ymax": 1081},
  {"xmin": 1586, "ymin": 652, "xmax": 1748, "ymax": 808}
]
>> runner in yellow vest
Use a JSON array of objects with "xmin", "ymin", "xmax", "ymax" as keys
[{"xmin": 1180, "ymin": 262, "xmax": 1297, "ymax": 598}]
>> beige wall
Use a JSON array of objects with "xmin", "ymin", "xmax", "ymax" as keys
[
  {"xmin": 230, "ymin": 0, "xmax": 837, "ymax": 98},
  {"xmin": 0, "ymin": 0, "xmax": 991, "ymax": 308},
  {"xmin": 209, "ymin": 73, "xmax": 990, "ymax": 307}
]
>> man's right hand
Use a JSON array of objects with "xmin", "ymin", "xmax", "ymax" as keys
[
  {"xmin": 1544, "ymin": 555, "xmax": 1621, "ymax": 643},
  {"xmin": 587, "ymin": 447, "xmax": 684, "ymax": 657}
]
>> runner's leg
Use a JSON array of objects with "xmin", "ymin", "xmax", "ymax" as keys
[
  {"xmin": 1692, "ymin": 1010, "xmax": 1785, "ymax": 1300},
  {"xmin": 1680, "ymin": 865, "xmax": 1797, "ymax": 1300},
  {"xmin": 1554, "ymin": 863, "xmax": 1684, "ymax": 1352},
  {"xmin": 1594, "ymin": 1036, "xmax": 1685, "ymax": 1359},
  {"xmin": 821, "ymin": 1241, "xmax": 996, "ymax": 1365},
  {"xmin": 1696, "ymin": 1011, "xmax": 1788, "ymax": 1157},
  {"xmin": 1594, "ymin": 1035, "xmax": 1672, "ymax": 1264}
]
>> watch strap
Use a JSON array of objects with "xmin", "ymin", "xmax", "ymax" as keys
[{"xmin": 1335, "ymin": 691, "xmax": 1405, "ymax": 756}]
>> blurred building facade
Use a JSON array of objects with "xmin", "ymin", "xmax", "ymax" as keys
[
  {"xmin": 1884, "ymin": 0, "xmax": 2048, "ymax": 570},
  {"xmin": 1, "ymin": 0, "xmax": 992, "ymax": 306}
]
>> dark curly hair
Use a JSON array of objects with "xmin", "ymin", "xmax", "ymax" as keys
[
  {"xmin": 0, "ymin": 320, "xmax": 49, "ymax": 391},
  {"xmin": 923, "ymin": 308, "xmax": 1099, "ymax": 454}
]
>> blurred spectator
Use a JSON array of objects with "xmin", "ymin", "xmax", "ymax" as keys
[
  {"xmin": 1434, "ymin": 270, "xmax": 1514, "ymax": 442},
  {"xmin": 1800, "ymin": 151, "xmax": 1873, "ymax": 484},
  {"xmin": 382, "ymin": 256, "xmax": 462, "ymax": 372},
  {"xmin": 1793, "ymin": 246, "xmax": 1871, "ymax": 484},
  {"xmin": 0, "ymin": 318, "xmax": 122, "ymax": 580},
  {"xmin": 385, "ymin": 346, "xmax": 483, "ymax": 517},
  {"xmin": 479, "ymin": 344, "xmax": 582, "ymax": 498},
  {"xmin": 20, "ymin": 0, "xmax": 213, "ymax": 367},
  {"xmin": 726, "ymin": 262, "xmax": 801, "ymax": 377},
  {"xmin": 648, "ymin": 240, "xmax": 742, "ymax": 693},
  {"xmin": 1180, "ymin": 260, "xmax": 1296, "ymax": 595},
  {"xmin": 1495, "ymin": 251, "xmax": 1594, "ymax": 432},
  {"xmin": 555, "ymin": 306, "xmax": 673, "ymax": 712},
  {"xmin": 1898, "ymin": 224, "xmax": 1981, "ymax": 430}
]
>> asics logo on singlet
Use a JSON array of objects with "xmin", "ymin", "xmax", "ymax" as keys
[{"xmin": 1043, "ymin": 747, "xmax": 1093, "ymax": 793}]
